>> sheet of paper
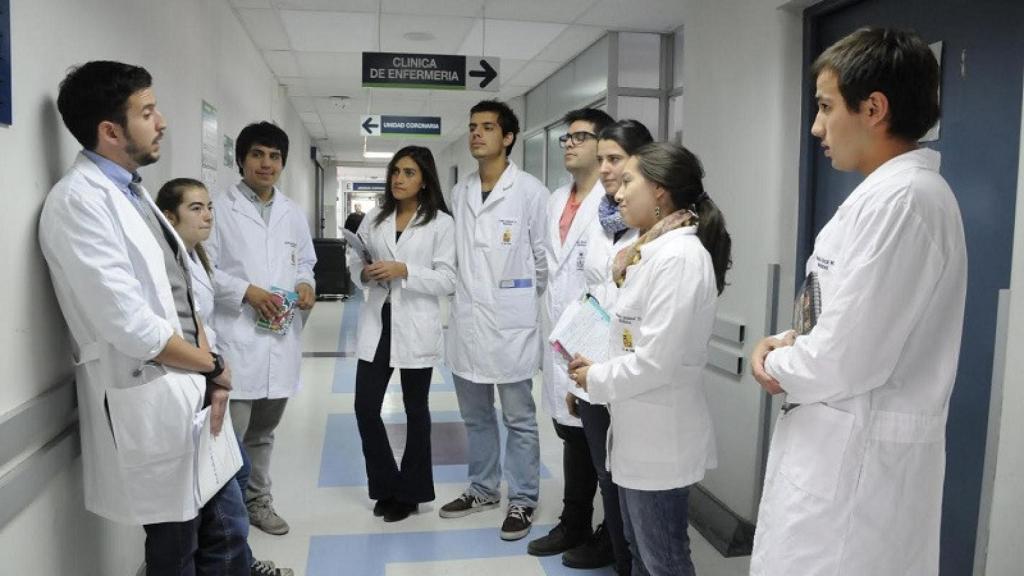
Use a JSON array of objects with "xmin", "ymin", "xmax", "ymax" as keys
[
  {"xmin": 342, "ymin": 229, "xmax": 373, "ymax": 264},
  {"xmin": 193, "ymin": 407, "xmax": 243, "ymax": 507},
  {"xmin": 549, "ymin": 295, "xmax": 611, "ymax": 364}
]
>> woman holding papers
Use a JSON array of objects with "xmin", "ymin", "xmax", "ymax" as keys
[
  {"xmin": 560, "ymin": 119, "xmax": 652, "ymax": 574},
  {"xmin": 348, "ymin": 146, "xmax": 456, "ymax": 522},
  {"xmin": 568, "ymin": 143, "xmax": 731, "ymax": 576}
]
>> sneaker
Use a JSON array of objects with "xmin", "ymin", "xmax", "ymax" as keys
[
  {"xmin": 439, "ymin": 493, "xmax": 500, "ymax": 519},
  {"xmin": 251, "ymin": 559, "xmax": 294, "ymax": 576},
  {"xmin": 248, "ymin": 500, "xmax": 290, "ymax": 535},
  {"xmin": 527, "ymin": 522, "xmax": 591, "ymax": 556},
  {"xmin": 383, "ymin": 501, "xmax": 418, "ymax": 523},
  {"xmin": 499, "ymin": 504, "xmax": 535, "ymax": 541},
  {"xmin": 562, "ymin": 522, "xmax": 616, "ymax": 569}
]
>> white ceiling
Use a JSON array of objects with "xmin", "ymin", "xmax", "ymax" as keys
[{"xmin": 227, "ymin": 0, "xmax": 688, "ymax": 162}]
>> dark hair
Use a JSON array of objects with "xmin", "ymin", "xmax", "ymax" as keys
[
  {"xmin": 374, "ymin": 146, "xmax": 450, "ymax": 228},
  {"xmin": 563, "ymin": 108, "xmax": 615, "ymax": 135},
  {"xmin": 470, "ymin": 99, "xmax": 520, "ymax": 156},
  {"xmin": 597, "ymin": 119, "xmax": 654, "ymax": 155},
  {"xmin": 633, "ymin": 143, "xmax": 732, "ymax": 294},
  {"xmin": 56, "ymin": 61, "xmax": 153, "ymax": 150},
  {"xmin": 235, "ymin": 121, "xmax": 290, "ymax": 175},
  {"xmin": 812, "ymin": 27, "xmax": 940, "ymax": 141},
  {"xmin": 156, "ymin": 177, "xmax": 213, "ymax": 275}
]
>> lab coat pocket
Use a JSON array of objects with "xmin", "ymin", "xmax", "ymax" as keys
[
  {"xmin": 778, "ymin": 403, "xmax": 854, "ymax": 501},
  {"xmin": 106, "ymin": 371, "xmax": 202, "ymax": 468},
  {"xmin": 495, "ymin": 287, "xmax": 537, "ymax": 330}
]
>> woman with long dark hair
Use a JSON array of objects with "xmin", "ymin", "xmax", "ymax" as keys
[
  {"xmin": 569, "ymin": 142, "xmax": 731, "ymax": 575},
  {"xmin": 348, "ymin": 146, "xmax": 456, "ymax": 522}
]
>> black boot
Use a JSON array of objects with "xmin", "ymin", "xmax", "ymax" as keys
[
  {"xmin": 527, "ymin": 521, "xmax": 592, "ymax": 556},
  {"xmin": 562, "ymin": 522, "xmax": 616, "ymax": 569}
]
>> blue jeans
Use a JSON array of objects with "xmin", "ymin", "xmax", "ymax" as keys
[
  {"xmin": 143, "ymin": 466, "xmax": 251, "ymax": 576},
  {"xmin": 619, "ymin": 486, "xmax": 694, "ymax": 576},
  {"xmin": 452, "ymin": 375, "xmax": 540, "ymax": 507},
  {"xmin": 578, "ymin": 399, "xmax": 631, "ymax": 574}
]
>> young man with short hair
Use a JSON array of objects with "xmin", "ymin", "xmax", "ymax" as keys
[
  {"xmin": 40, "ymin": 60, "xmax": 255, "ymax": 575},
  {"xmin": 442, "ymin": 100, "xmax": 550, "ymax": 541},
  {"xmin": 527, "ymin": 108, "xmax": 617, "ymax": 570},
  {"xmin": 750, "ymin": 28, "xmax": 967, "ymax": 575},
  {"xmin": 207, "ymin": 122, "xmax": 317, "ymax": 537}
]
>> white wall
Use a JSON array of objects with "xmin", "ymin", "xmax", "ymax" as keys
[
  {"xmin": 679, "ymin": 0, "xmax": 803, "ymax": 520},
  {"xmin": 979, "ymin": 71, "xmax": 1024, "ymax": 575},
  {"xmin": 0, "ymin": 0, "xmax": 313, "ymax": 573}
]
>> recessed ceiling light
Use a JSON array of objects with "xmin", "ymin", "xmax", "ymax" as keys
[
  {"xmin": 403, "ymin": 31, "xmax": 435, "ymax": 42},
  {"xmin": 363, "ymin": 151, "xmax": 394, "ymax": 160}
]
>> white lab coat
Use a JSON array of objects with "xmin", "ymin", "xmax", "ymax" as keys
[
  {"xmin": 445, "ymin": 161, "xmax": 551, "ymax": 383},
  {"xmin": 189, "ymin": 252, "xmax": 218, "ymax": 350},
  {"xmin": 581, "ymin": 220, "xmax": 637, "ymax": 314},
  {"xmin": 752, "ymin": 149, "xmax": 967, "ymax": 576},
  {"xmin": 206, "ymin": 182, "xmax": 317, "ymax": 400},
  {"xmin": 586, "ymin": 227, "xmax": 718, "ymax": 491},
  {"xmin": 348, "ymin": 208, "xmax": 457, "ymax": 367},
  {"xmin": 39, "ymin": 153, "xmax": 208, "ymax": 524},
  {"xmin": 542, "ymin": 181, "xmax": 604, "ymax": 425}
]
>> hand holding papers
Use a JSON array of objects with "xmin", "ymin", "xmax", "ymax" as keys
[
  {"xmin": 255, "ymin": 286, "xmax": 299, "ymax": 335},
  {"xmin": 193, "ymin": 407, "xmax": 243, "ymax": 507}
]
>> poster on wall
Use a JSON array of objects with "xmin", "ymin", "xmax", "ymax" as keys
[
  {"xmin": 223, "ymin": 135, "xmax": 235, "ymax": 167},
  {"xmin": 201, "ymin": 100, "xmax": 219, "ymax": 188},
  {"xmin": 1, "ymin": 0, "xmax": 12, "ymax": 125},
  {"xmin": 920, "ymin": 41, "xmax": 942, "ymax": 143}
]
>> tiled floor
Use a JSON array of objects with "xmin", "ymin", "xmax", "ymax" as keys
[{"xmin": 245, "ymin": 299, "xmax": 751, "ymax": 576}]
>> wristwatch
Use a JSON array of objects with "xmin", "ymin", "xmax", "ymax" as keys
[{"xmin": 203, "ymin": 352, "xmax": 225, "ymax": 380}]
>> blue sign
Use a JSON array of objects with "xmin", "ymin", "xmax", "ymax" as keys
[
  {"xmin": 361, "ymin": 115, "xmax": 442, "ymax": 137},
  {"xmin": 352, "ymin": 182, "xmax": 385, "ymax": 192},
  {"xmin": 0, "ymin": 0, "xmax": 10, "ymax": 125}
]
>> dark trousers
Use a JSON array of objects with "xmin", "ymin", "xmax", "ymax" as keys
[
  {"xmin": 578, "ymin": 399, "xmax": 632, "ymax": 573},
  {"xmin": 354, "ymin": 302, "xmax": 435, "ymax": 504},
  {"xmin": 143, "ymin": 469, "xmax": 251, "ymax": 576},
  {"xmin": 619, "ymin": 486, "xmax": 694, "ymax": 576},
  {"xmin": 553, "ymin": 418, "xmax": 598, "ymax": 531}
]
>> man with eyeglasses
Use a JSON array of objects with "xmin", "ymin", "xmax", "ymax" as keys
[{"xmin": 527, "ymin": 108, "xmax": 616, "ymax": 570}]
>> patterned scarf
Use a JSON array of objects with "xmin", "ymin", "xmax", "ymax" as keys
[
  {"xmin": 611, "ymin": 209, "xmax": 698, "ymax": 287},
  {"xmin": 598, "ymin": 194, "xmax": 629, "ymax": 234}
]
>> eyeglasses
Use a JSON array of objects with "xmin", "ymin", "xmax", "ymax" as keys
[{"xmin": 558, "ymin": 131, "xmax": 597, "ymax": 148}]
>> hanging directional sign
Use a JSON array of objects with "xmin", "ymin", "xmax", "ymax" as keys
[
  {"xmin": 360, "ymin": 115, "xmax": 442, "ymax": 138},
  {"xmin": 362, "ymin": 52, "xmax": 500, "ymax": 92}
]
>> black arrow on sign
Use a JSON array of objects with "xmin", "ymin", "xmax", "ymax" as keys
[
  {"xmin": 468, "ymin": 59, "xmax": 497, "ymax": 89},
  {"xmin": 362, "ymin": 116, "xmax": 379, "ymax": 134}
]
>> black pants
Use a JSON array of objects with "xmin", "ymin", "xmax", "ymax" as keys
[
  {"xmin": 354, "ymin": 303, "xmax": 435, "ymax": 504},
  {"xmin": 578, "ymin": 399, "xmax": 632, "ymax": 574},
  {"xmin": 554, "ymin": 417, "xmax": 598, "ymax": 531}
]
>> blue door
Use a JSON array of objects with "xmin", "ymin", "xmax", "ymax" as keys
[{"xmin": 798, "ymin": 0, "xmax": 1024, "ymax": 573}]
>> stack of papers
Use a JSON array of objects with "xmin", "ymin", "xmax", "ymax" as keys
[
  {"xmin": 193, "ymin": 407, "xmax": 243, "ymax": 507},
  {"xmin": 256, "ymin": 286, "xmax": 299, "ymax": 335},
  {"xmin": 549, "ymin": 295, "xmax": 611, "ymax": 364}
]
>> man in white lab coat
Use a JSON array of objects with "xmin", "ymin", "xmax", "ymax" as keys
[
  {"xmin": 39, "ymin": 61, "xmax": 251, "ymax": 574},
  {"xmin": 442, "ymin": 100, "xmax": 550, "ymax": 541},
  {"xmin": 207, "ymin": 122, "xmax": 317, "ymax": 536},
  {"xmin": 527, "ymin": 108, "xmax": 615, "ymax": 566},
  {"xmin": 750, "ymin": 28, "xmax": 967, "ymax": 576}
]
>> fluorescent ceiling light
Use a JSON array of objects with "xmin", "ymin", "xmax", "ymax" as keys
[{"xmin": 363, "ymin": 151, "xmax": 394, "ymax": 160}]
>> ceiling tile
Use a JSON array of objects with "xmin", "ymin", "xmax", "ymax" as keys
[
  {"xmin": 237, "ymin": 9, "xmax": 291, "ymax": 50},
  {"xmin": 481, "ymin": 0, "xmax": 597, "ymax": 24},
  {"xmin": 457, "ymin": 18, "xmax": 568, "ymax": 60},
  {"xmin": 577, "ymin": 0, "xmax": 687, "ymax": 32},
  {"xmin": 279, "ymin": 76, "xmax": 311, "ymax": 96},
  {"xmin": 231, "ymin": 0, "xmax": 272, "ymax": 8},
  {"xmin": 263, "ymin": 50, "xmax": 301, "ymax": 76},
  {"xmin": 305, "ymin": 76, "xmax": 364, "ymax": 97},
  {"xmin": 505, "ymin": 60, "xmax": 562, "ymax": 88},
  {"xmin": 273, "ymin": 0, "xmax": 379, "ymax": 11},
  {"xmin": 300, "ymin": 112, "xmax": 321, "ymax": 123},
  {"xmin": 290, "ymin": 96, "xmax": 316, "ymax": 112},
  {"xmin": 534, "ymin": 25, "xmax": 606, "ymax": 63},
  {"xmin": 296, "ymin": 52, "xmax": 363, "ymax": 79},
  {"xmin": 280, "ymin": 10, "xmax": 378, "ymax": 52},
  {"xmin": 378, "ymin": 13, "xmax": 477, "ymax": 54},
  {"xmin": 381, "ymin": 0, "xmax": 484, "ymax": 18}
]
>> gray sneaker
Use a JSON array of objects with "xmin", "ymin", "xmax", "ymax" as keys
[
  {"xmin": 438, "ymin": 492, "xmax": 500, "ymax": 518},
  {"xmin": 248, "ymin": 500, "xmax": 290, "ymax": 535},
  {"xmin": 251, "ymin": 559, "xmax": 293, "ymax": 576}
]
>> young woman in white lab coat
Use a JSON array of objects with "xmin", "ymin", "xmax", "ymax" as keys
[
  {"xmin": 348, "ymin": 146, "xmax": 456, "ymax": 523},
  {"xmin": 561, "ymin": 119, "xmax": 651, "ymax": 574},
  {"xmin": 569, "ymin": 143, "xmax": 732, "ymax": 576}
]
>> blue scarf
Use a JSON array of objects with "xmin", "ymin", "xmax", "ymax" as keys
[{"xmin": 598, "ymin": 194, "xmax": 628, "ymax": 234}]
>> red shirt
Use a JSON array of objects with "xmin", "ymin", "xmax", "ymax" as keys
[{"xmin": 559, "ymin": 185, "xmax": 582, "ymax": 245}]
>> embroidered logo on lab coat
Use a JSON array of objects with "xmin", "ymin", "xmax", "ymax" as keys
[
  {"xmin": 622, "ymin": 328, "xmax": 634, "ymax": 351},
  {"xmin": 576, "ymin": 250, "xmax": 586, "ymax": 271},
  {"xmin": 502, "ymin": 228, "xmax": 513, "ymax": 245}
]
